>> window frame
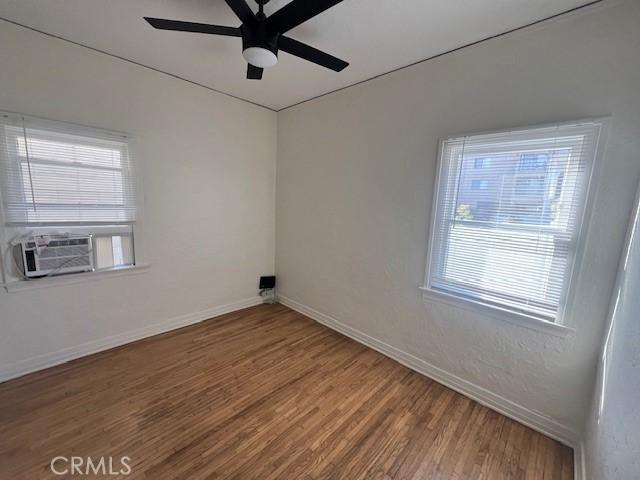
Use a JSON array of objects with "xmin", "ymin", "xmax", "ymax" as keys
[
  {"xmin": 0, "ymin": 112, "xmax": 147, "ymax": 290},
  {"xmin": 422, "ymin": 119, "xmax": 607, "ymax": 331}
]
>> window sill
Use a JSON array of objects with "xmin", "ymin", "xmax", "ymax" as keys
[
  {"xmin": 419, "ymin": 286, "xmax": 575, "ymax": 338},
  {"xmin": 2, "ymin": 264, "xmax": 150, "ymax": 293}
]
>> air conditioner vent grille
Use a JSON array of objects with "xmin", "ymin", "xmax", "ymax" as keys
[
  {"xmin": 39, "ymin": 256, "xmax": 92, "ymax": 270},
  {"xmin": 39, "ymin": 246, "xmax": 90, "ymax": 258}
]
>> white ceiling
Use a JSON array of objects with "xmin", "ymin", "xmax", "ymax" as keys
[{"xmin": 0, "ymin": 0, "xmax": 593, "ymax": 110}]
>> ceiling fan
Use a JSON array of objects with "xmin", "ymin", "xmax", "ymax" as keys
[{"xmin": 144, "ymin": 0, "xmax": 349, "ymax": 80}]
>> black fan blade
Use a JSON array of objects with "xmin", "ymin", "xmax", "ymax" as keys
[
  {"xmin": 279, "ymin": 36, "xmax": 348, "ymax": 72},
  {"xmin": 224, "ymin": 0, "xmax": 257, "ymax": 26},
  {"xmin": 247, "ymin": 64, "xmax": 264, "ymax": 80},
  {"xmin": 144, "ymin": 17, "xmax": 241, "ymax": 36},
  {"xmin": 267, "ymin": 0, "xmax": 344, "ymax": 35}
]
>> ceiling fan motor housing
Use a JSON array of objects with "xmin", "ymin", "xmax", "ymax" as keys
[{"xmin": 241, "ymin": 22, "xmax": 279, "ymax": 59}]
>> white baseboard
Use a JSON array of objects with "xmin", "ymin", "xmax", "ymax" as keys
[
  {"xmin": 0, "ymin": 296, "xmax": 263, "ymax": 383},
  {"xmin": 279, "ymin": 295, "xmax": 580, "ymax": 450}
]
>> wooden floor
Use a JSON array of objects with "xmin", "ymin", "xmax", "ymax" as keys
[{"xmin": 0, "ymin": 304, "xmax": 573, "ymax": 479}]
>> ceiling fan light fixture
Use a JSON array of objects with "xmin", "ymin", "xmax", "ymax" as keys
[
  {"xmin": 144, "ymin": 0, "xmax": 350, "ymax": 80},
  {"xmin": 242, "ymin": 47, "xmax": 278, "ymax": 68}
]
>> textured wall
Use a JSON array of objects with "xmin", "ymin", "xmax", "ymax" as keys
[
  {"xmin": 276, "ymin": 0, "xmax": 640, "ymax": 435},
  {"xmin": 0, "ymin": 22, "xmax": 276, "ymax": 373},
  {"xmin": 583, "ymin": 183, "xmax": 640, "ymax": 478}
]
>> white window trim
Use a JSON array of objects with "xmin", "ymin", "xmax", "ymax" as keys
[
  {"xmin": 2, "ymin": 264, "xmax": 150, "ymax": 293},
  {"xmin": 419, "ymin": 285, "xmax": 574, "ymax": 337},
  {"xmin": 421, "ymin": 117, "xmax": 610, "ymax": 333},
  {"xmin": 0, "ymin": 112, "xmax": 148, "ymax": 290}
]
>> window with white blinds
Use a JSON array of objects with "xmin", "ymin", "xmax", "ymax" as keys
[
  {"xmin": 425, "ymin": 121, "xmax": 602, "ymax": 323},
  {"xmin": 0, "ymin": 113, "xmax": 136, "ymax": 225}
]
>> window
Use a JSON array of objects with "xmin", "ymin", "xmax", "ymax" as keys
[
  {"xmin": 474, "ymin": 157, "xmax": 491, "ymax": 169},
  {"xmin": 471, "ymin": 179, "xmax": 490, "ymax": 190},
  {"xmin": 94, "ymin": 232, "xmax": 135, "ymax": 269},
  {"xmin": 517, "ymin": 152, "xmax": 549, "ymax": 171},
  {"xmin": 425, "ymin": 121, "xmax": 602, "ymax": 323},
  {"xmin": 514, "ymin": 175, "xmax": 546, "ymax": 196},
  {"xmin": 0, "ymin": 112, "xmax": 139, "ymax": 280}
]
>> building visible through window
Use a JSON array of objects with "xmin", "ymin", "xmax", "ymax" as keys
[{"xmin": 456, "ymin": 150, "xmax": 569, "ymax": 226}]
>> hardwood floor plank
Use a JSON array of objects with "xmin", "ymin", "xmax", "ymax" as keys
[{"xmin": 0, "ymin": 304, "xmax": 573, "ymax": 479}]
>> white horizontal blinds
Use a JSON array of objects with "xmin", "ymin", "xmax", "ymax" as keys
[
  {"xmin": 0, "ymin": 113, "xmax": 136, "ymax": 225},
  {"xmin": 429, "ymin": 122, "xmax": 600, "ymax": 321}
]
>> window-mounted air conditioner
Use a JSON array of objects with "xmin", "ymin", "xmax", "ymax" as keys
[{"xmin": 20, "ymin": 234, "xmax": 94, "ymax": 278}]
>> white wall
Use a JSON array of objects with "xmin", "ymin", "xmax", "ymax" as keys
[
  {"xmin": 276, "ymin": 0, "xmax": 640, "ymax": 438},
  {"xmin": 0, "ymin": 21, "xmax": 276, "ymax": 378},
  {"xmin": 583, "ymin": 182, "xmax": 640, "ymax": 478}
]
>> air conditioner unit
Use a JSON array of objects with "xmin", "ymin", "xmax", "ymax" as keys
[{"xmin": 20, "ymin": 234, "xmax": 94, "ymax": 278}]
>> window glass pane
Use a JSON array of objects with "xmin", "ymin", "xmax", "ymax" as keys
[
  {"xmin": 95, "ymin": 236, "xmax": 114, "ymax": 269},
  {"xmin": 455, "ymin": 148, "xmax": 572, "ymax": 227},
  {"xmin": 474, "ymin": 157, "xmax": 491, "ymax": 168},
  {"xmin": 17, "ymin": 134, "xmax": 123, "ymax": 169},
  {"xmin": 518, "ymin": 152, "xmax": 550, "ymax": 171},
  {"xmin": 120, "ymin": 235, "xmax": 134, "ymax": 266},
  {"xmin": 94, "ymin": 234, "xmax": 134, "ymax": 269},
  {"xmin": 21, "ymin": 162, "xmax": 125, "ymax": 205},
  {"xmin": 112, "ymin": 236, "xmax": 124, "ymax": 266}
]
